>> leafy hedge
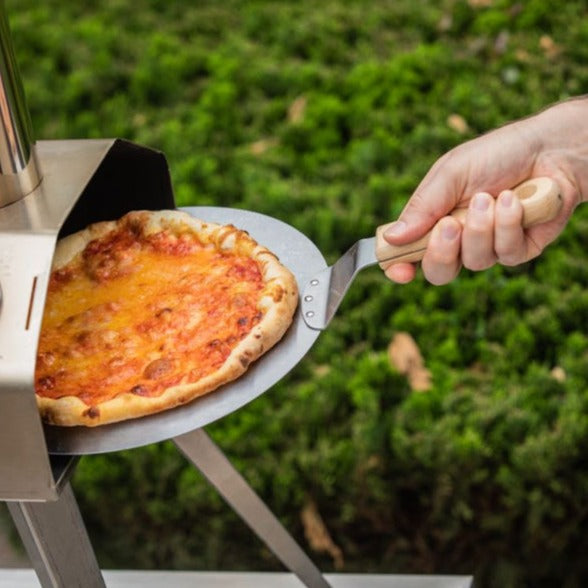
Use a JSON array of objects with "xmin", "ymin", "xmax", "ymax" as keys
[{"xmin": 4, "ymin": 0, "xmax": 588, "ymax": 586}]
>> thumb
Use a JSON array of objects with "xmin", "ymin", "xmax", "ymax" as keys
[{"xmin": 383, "ymin": 182, "xmax": 459, "ymax": 246}]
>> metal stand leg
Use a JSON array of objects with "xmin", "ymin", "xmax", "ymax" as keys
[
  {"xmin": 7, "ymin": 482, "xmax": 105, "ymax": 588},
  {"xmin": 175, "ymin": 428, "xmax": 331, "ymax": 588}
]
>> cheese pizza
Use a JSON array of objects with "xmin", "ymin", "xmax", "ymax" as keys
[{"xmin": 35, "ymin": 210, "xmax": 298, "ymax": 427}]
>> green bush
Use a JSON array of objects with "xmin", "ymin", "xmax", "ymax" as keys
[{"xmin": 4, "ymin": 0, "xmax": 588, "ymax": 586}]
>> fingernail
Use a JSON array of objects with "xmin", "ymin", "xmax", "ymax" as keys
[
  {"xmin": 500, "ymin": 191, "xmax": 513, "ymax": 207},
  {"xmin": 472, "ymin": 193, "xmax": 490, "ymax": 212},
  {"xmin": 441, "ymin": 222, "xmax": 459, "ymax": 241},
  {"xmin": 384, "ymin": 221, "xmax": 407, "ymax": 238}
]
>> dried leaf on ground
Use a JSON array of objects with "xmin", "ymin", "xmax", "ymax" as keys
[
  {"xmin": 288, "ymin": 96, "xmax": 307, "ymax": 124},
  {"xmin": 447, "ymin": 113, "xmax": 469, "ymax": 134},
  {"xmin": 249, "ymin": 138, "xmax": 279, "ymax": 155},
  {"xmin": 388, "ymin": 332, "xmax": 432, "ymax": 392},
  {"xmin": 301, "ymin": 499, "xmax": 344, "ymax": 569},
  {"xmin": 515, "ymin": 48, "xmax": 531, "ymax": 62},
  {"xmin": 551, "ymin": 366, "xmax": 566, "ymax": 382},
  {"xmin": 313, "ymin": 364, "xmax": 331, "ymax": 377},
  {"xmin": 539, "ymin": 35, "xmax": 561, "ymax": 59},
  {"xmin": 437, "ymin": 13, "xmax": 452, "ymax": 32}
]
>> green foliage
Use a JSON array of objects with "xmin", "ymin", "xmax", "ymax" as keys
[{"xmin": 5, "ymin": 0, "xmax": 588, "ymax": 586}]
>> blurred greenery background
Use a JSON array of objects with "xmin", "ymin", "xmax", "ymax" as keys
[{"xmin": 3, "ymin": 0, "xmax": 588, "ymax": 587}]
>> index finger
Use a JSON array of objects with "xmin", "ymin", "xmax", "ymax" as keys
[{"xmin": 384, "ymin": 164, "xmax": 462, "ymax": 245}]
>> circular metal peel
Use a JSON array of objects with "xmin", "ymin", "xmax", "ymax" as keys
[{"xmin": 44, "ymin": 207, "xmax": 327, "ymax": 455}]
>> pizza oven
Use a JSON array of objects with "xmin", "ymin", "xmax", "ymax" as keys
[
  {"xmin": 0, "ymin": 17, "xmax": 175, "ymax": 504},
  {"xmin": 0, "ymin": 6, "xmax": 339, "ymax": 588}
]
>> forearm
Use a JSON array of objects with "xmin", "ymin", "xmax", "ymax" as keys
[{"xmin": 520, "ymin": 96, "xmax": 588, "ymax": 206}]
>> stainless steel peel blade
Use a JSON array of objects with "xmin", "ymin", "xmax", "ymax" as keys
[
  {"xmin": 302, "ymin": 177, "xmax": 563, "ymax": 330},
  {"xmin": 45, "ymin": 206, "xmax": 327, "ymax": 455}
]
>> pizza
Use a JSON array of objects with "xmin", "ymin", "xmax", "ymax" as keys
[{"xmin": 35, "ymin": 210, "xmax": 298, "ymax": 427}]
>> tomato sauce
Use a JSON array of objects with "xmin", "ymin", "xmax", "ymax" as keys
[{"xmin": 36, "ymin": 223, "xmax": 264, "ymax": 406}]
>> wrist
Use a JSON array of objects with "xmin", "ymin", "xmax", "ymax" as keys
[
  {"xmin": 534, "ymin": 97, "xmax": 588, "ymax": 144},
  {"xmin": 530, "ymin": 98, "xmax": 588, "ymax": 205}
]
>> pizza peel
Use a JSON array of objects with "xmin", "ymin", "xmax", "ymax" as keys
[
  {"xmin": 45, "ymin": 177, "xmax": 561, "ymax": 455},
  {"xmin": 44, "ymin": 206, "xmax": 327, "ymax": 455}
]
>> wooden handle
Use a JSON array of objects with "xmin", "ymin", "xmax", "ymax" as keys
[{"xmin": 375, "ymin": 176, "xmax": 563, "ymax": 270}]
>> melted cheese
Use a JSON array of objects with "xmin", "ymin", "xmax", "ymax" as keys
[{"xmin": 36, "ymin": 229, "xmax": 263, "ymax": 406}]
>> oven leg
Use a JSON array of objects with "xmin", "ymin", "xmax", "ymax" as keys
[
  {"xmin": 6, "ymin": 482, "xmax": 105, "ymax": 588},
  {"xmin": 174, "ymin": 427, "xmax": 331, "ymax": 588}
]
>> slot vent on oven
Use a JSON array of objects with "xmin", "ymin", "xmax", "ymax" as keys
[{"xmin": 25, "ymin": 276, "xmax": 38, "ymax": 331}]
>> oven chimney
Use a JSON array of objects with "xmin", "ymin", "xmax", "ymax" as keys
[{"xmin": 0, "ymin": 0, "xmax": 41, "ymax": 206}]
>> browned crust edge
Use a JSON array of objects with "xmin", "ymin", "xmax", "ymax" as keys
[{"xmin": 37, "ymin": 210, "xmax": 298, "ymax": 427}]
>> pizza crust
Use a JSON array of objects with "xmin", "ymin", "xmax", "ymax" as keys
[{"xmin": 37, "ymin": 210, "xmax": 298, "ymax": 427}]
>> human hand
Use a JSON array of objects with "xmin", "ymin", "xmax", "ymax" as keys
[
  {"xmin": 377, "ymin": 176, "xmax": 563, "ymax": 274},
  {"xmin": 383, "ymin": 98, "xmax": 588, "ymax": 285}
]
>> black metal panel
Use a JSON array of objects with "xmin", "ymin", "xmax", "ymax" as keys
[{"xmin": 59, "ymin": 139, "xmax": 176, "ymax": 238}]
